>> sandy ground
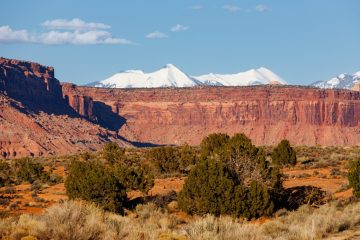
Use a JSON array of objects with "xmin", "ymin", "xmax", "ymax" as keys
[{"xmin": 0, "ymin": 162, "xmax": 353, "ymax": 216}]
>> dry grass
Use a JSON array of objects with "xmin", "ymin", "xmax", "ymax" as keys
[
  {"xmin": 184, "ymin": 201, "xmax": 360, "ymax": 240},
  {"xmin": 0, "ymin": 200, "xmax": 359, "ymax": 240}
]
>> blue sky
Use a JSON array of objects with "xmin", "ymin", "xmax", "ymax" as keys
[{"xmin": 0, "ymin": 0, "xmax": 359, "ymax": 85}]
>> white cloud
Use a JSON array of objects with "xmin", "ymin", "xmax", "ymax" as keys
[
  {"xmin": 171, "ymin": 24, "xmax": 189, "ymax": 32},
  {"xmin": 0, "ymin": 26, "xmax": 35, "ymax": 43},
  {"xmin": 223, "ymin": 5, "xmax": 242, "ymax": 12},
  {"xmin": 42, "ymin": 18, "xmax": 110, "ymax": 31},
  {"xmin": 0, "ymin": 25, "xmax": 133, "ymax": 45},
  {"xmin": 255, "ymin": 4, "xmax": 270, "ymax": 12},
  {"xmin": 145, "ymin": 31, "xmax": 168, "ymax": 39},
  {"xmin": 39, "ymin": 30, "xmax": 132, "ymax": 45},
  {"xmin": 191, "ymin": 5, "xmax": 203, "ymax": 10}
]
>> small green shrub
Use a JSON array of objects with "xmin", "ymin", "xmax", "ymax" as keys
[
  {"xmin": 178, "ymin": 144, "xmax": 198, "ymax": 172},
  {"xmin": 178, "ymin": 158, "xmax": 236, "ymax": 216},
  {"xmin": 114, "ymin": 164, "xmax": 154, "ymax": 193},
  {"xmin": 102, "ymin": 142, "xmax": 125, "ymax": 164},
  {"xmin": 0, "ymin": 161, "xmax": 11, "ymax": 186},
  {"xmin": 243, "ymin": 181, "xmax": 275, "ymax": 218},
  {"xmin": 12, "ymin": 158, "xmax": 48, "ymax": 183},
  {"xmin": 147, "ymin": 146, "xmax": 180, "ymax": 173},
  {"xmin": 272, "ymin": 140, "xmax": 297, "ymax": 166},
  {"xmin": 200, "ymin": 133, "xmax": 229, "ymax": 158},
  {"xmin": 348, "ymin": 158, "xmax": 360, "ymax": 197},
  {"xmin": 65, "ymin": 161, "xmax": 127, "ymax": 214},
  {"xmin": 48, "ymin": 173, "xmax": 63, "ymax": 185}
]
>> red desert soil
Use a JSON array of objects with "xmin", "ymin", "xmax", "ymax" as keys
[
  {"xmin": 1, "ymin": 163, "xmax": 353, "ymax": 216},
  {"xmin": 0, "ymin": 183, "xmax": 67, "ymax": 215}
]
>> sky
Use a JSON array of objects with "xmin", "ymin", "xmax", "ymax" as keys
[{"xmin": 0, "ymin": 0, "xmax": 359, "ymax": 85}]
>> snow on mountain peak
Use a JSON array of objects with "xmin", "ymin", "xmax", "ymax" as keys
[
  {"xmin": 124, "ymin": 70, "xmax": 144, "ymax": 74},
  {"xmin": 194, "ymin": 67, "xmax": 286, "ymax": 87},
  {"xmin": 92, "ymin": 64, "xmax": 201, "ymax": 88},
  {"xmin": 338, "ymin": 73, "xmax": 346, "ymax": 78},
  {"xmin": 312, "ymin": 71, "xmax": 360, "ymax": 90},
  {"xmin": 164, "ymin": 63, "xmax": 177, "ymax": 69},
  {"xmin": 89, "ymin": 65, "xmax": 286, "ymax": 88}
]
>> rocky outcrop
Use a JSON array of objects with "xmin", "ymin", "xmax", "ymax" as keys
[
  {"xmin": 62, "ymin": 83, "xmax": 96, "ymax": 121},
  {"xmin": 63, "ymin": 86, "xmax": 360, "ymax": 146},
  {"xmin": 0, "ymin": 58, "xmax": 129, "ymax": 159},
  {"xmin": 0, "ymin": 57, "xmax": 62, "ymax": 104},
  {"xmin": 0, "ymin": 58, "xmax": 96, "ymax": 119}
]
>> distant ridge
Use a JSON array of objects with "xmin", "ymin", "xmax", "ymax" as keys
[
  {"xmin": 312, "ymin": 71, "xmax": 360, "ymax": 90},
  {"xmin": 87, "ymin": 65, "xmax": 286, "ymax": 88}
]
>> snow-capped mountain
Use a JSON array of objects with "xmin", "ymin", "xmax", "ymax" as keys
[
  {"xmin": 90, "ymin": 64, "xmax": 202, "ymax": 88},
  {"xmin": 311, "ymin": 71, "xmax": 360, "ymax": 90},
  {"xmin": 195, "ymin": 67, "xmax": 286, "ymax": 86},
  {"xmin": 88, "ymin": 64, "xmax": 286, "ymax": 88}
]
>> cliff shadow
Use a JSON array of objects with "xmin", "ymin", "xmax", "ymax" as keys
[
  {"xmin": 93, "ymin": 101, "xmax": 126, "ymax": 131},
  {"xmin": 9, "ymin": 96, "xmax": 81, "ymax": 118},
  {"xmin": 116, "ymin": 135, "xmax": 162, "ymax": 148},
  {"xmin": 91, "ymin": 103, "xmax": 162, "ymax": 147}
]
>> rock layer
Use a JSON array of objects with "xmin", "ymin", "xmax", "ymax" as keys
[
  {"xmin": 62, "ymin": 83, "xmax": 96, "ymax": 121},
  {"xmin": 0, "ymin": 58, "xmax": 129, "ymax": 159},
  {"xmin": 62, "ymin": 86, "xmax": 360, "ymax": 146},
  {"xmin": 0, "ymin": 57, "xmax": 62, "ymax": 106}
]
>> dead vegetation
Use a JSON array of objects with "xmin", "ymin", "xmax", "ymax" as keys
[{"xmin": 0, "ymin": 200, "xmax": 360, "ymax": 240}]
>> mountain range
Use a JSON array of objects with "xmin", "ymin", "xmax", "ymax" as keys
[
  {"xmin": 88, "ymin": 64, "xmax": 360, "ymax": 90},
  {"xmin": 88, "ymin": 64, "xmax": 286, "ymax": 88},
  {"xmin": 311, "ymin": 71, "xmax": 360, "ymax": 90}
]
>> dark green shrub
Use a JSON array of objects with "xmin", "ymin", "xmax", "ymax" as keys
[
  {"xmin": 200, "ymin": 133, "xmax": 229, "ymax": 158},
  {"xmin": 48, "ymin": 173, "xmax": 63, "ymax": 185},
  {"xmin": 243, "ymin": 181, "xmax": 275, "ymax": 218},
  {"xmin": 0, "ymin": 161, "xmax": 11, "ymax": 187},
  {"xmin": 147, "ymin": 146, "xmax": 180, "ymax": 173},
  {"xmin": 178, "ymin": 158, "xmax": 236, "ymax": 216},
  {"xmin": 179, "ymin": 132, "xmax": 282, "ymax": 219},
  {"xmin": 102, "ymin": 142, "xmax": 125, "ymax": 164},
  {"xmin": 271, "ymin": 140, "xmax": 297, "ymax": 166},
  {"xmin": 224, "ymin": 133, "xmax": 267, "ymax": 184},
  {"xmin": 65, "ymin": 161, "xmax": 127, "ymax": 214},
  {"xmin": 12, "ymin": 158, "xmax": 48, "ymax": 183},
  {"xmin": 114, "ymin": 164, "xmax": 154, "ymax": 193},
  {"xmin": 178, "ymin": 144, "xmax": 198, "ymax": 172},
  {"xmin": 348, "ymin": 158, "xmax": 360, "ymax": 197}
]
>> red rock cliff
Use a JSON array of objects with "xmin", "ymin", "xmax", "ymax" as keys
[
  {"xmin": 62, "ymin": 83, "xmax": 96, "ymax": 121},
  {"xmin": 0, "ymin": 57, "xmax": 62, "ymax": 102},
  {"xmin": 62, "ymin": 86, "xmax": 360, "ymax": 146},
  {"xmin": 0, "ymin": 58, "xmax": 95, "ymax": 119},
  {"xmin": 0, "ymin": 58, "xmax": 129, "ymax": 159}
]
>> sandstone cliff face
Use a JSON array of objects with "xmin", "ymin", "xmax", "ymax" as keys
[
  {"xmin": 63, "ymin": 86, "xmax": 360, "ymax": 146},
  {"xmin": 0, "ymin": 58, "xmax": 129, "ymax": 159},
  {"xmin": 62, "ymin": 83, "xmax": 96, "ymax": 121},
  {"xmin": 0, "ymin": 58, "xmax": 95, "ymax": 119},
  {"xmin": 0, "ymin": 57, "xmax": 62, "ymax": 104}
]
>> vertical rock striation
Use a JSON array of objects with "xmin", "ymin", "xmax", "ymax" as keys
[{"xmin": 62, "ymin": 86, "xmax": 360, "ymax": 146}]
